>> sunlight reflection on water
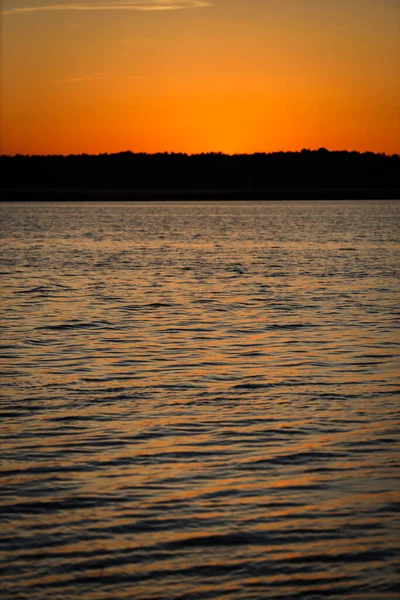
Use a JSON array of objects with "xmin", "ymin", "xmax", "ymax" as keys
[{"xmin": 0, "ymin": 200, "xmax": 399, "ymax": 599}]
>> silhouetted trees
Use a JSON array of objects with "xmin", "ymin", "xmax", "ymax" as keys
[{"xmin": 0, "ymin": 150, "xmax": 399, "ymax": 195}]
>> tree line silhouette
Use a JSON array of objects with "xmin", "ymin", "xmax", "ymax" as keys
[{"xmin": 1, "ymin": 149, "xmax": 399, "ymax": 199}]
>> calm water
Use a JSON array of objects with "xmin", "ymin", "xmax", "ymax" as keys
[{"xmin": 0, "ymin": 200, "xmax": 399, "ymax": 600}]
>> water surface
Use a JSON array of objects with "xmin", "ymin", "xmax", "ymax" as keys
[{"xmin": 0, "ymin": 200, "xmax": 399, "ymax": 599}]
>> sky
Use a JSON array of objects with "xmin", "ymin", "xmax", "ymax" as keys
[{"xmin": 1, "ymin": 0, "xmax": 399, "ymax": 155}]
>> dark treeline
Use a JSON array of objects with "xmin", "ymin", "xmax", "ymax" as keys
[{"xmin": 1, "ymin": 150, "xmax": 399, "ymax": 197}]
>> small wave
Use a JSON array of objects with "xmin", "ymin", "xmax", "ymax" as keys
[
  {"xmin": 13, "ymin": 284, "xmax": 71, "ymax": 294},
  {"xmin": 233, "ymin": 382, "xmax": 277, "ymax": 390},
  {"xmin": 122, "ymin": 302, "xmax": 173, "ymax": 311},
  {"xmin": 38, "ymin": 321, "xmax": 113, "ymax": 331}
]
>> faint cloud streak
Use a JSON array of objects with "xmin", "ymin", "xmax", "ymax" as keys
[
  {"xmin": 55, "ymin": 74, "xmax": 153, "ymax": 82},
  {"xmin": 1, "ymin": 1, "xmax": 212, "ymax": 16}
]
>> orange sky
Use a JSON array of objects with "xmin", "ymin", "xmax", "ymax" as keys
[{"xmin": 1, "ymin": 0, "xmax": 399, "ymax": 155}]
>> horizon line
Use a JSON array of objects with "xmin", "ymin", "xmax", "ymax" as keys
[{"xmin": 1, "ymin": 149, "xmax": 399, "ymax": 158}]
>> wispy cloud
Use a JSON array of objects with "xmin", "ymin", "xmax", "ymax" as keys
[
  {"xmin": 55, "ymin": 74, "xmax": 153, "ymax": 82},
  {"xmin": 1, "ymin": 0, "xmax": 212, "ymax": 16}
]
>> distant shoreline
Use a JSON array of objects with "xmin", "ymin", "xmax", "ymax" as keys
[
  {"xmin": 2, "ymin": 152, "xmax": 398, "ymax": 199},
  {"xmin": 1, "ymin": 188, "xmax": 399, "ymax": 201}
]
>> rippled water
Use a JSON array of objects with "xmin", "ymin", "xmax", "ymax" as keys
[{"xmin": 1, "ymin": 200, "xmax": 399, "ymax": 600}]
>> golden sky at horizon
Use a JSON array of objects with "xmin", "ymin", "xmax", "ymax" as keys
[{"xmin": 1, "ymin": 0, "xmax": 399, "ymax": 155}]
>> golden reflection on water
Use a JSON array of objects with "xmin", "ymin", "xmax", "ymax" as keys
[{"xmin": 0, "ymin": 201, "xmax": 399, "ymax": 600}]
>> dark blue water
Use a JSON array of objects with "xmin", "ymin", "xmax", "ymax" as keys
[{"xmin": 0, "ymin": 200, "xmax": 399, "ymax": 599}]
